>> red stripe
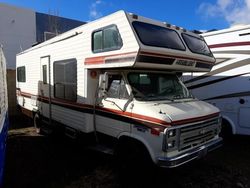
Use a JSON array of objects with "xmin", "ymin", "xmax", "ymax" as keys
[
  {"xmin": 96, "ymin": 106, "xmax": 171, "ymax": 126},
  {"xmin": 140, "ymin": 51, "xmax": 215, "ymax": 64},
  {"xmin": 85, "ymin": 51, "xmax": 137, "ymax": 65},
  {"xmin": 17, "ymin": 90, "xmax": 219, "ymax": 127},
  {"xmin": 209, "ymin": 41, "xmax": 250, "ymax": 49},
  {"xmin": 172, "ymin": 112, "xmax": 219, "ymax": 125}
]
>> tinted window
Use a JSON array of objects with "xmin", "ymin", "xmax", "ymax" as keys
[
  {"xmin": 17, "ymin": 66, "xmax": 26, "ymax": 82},
  {"xmin": 93, "ymin": 30, "xmax": 102, "ymax": 52},
  {"xmin": 92, "ymin": 25, "xmax": 122, "ymax": 53},
  {"xmin": 54, "ymin": 59, "xmax": 77, "ymax": 101},
  {"xmin": 182, "ymin": 34, "xmax": 213, "ymax": 57},
  {"xmin": 42, "ymin": 65, "xmax": 47, "ymax": 84},
  {"xmin": 132, "ymin": 21, "xmax": 185, "ymax": 50}
]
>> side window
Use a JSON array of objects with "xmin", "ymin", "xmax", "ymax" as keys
[
  {"xmin": 42, "ymin": 65, "xmax": 47, "ymax": 84},
  {"xmin": 107, "ymin": 74, "xmax": 129, "ymax": 99},
  {"xmin": 17, "ymin": 66, "xmax": 26, "ymax": 82},
  {"xmin": 54, "ymin": 59, "xmax": 77, "ymax": 101},
  {"xmin": 93, "ymin": 31, "xmax": 102, "ymax": 52},
  {"xmin": 92, "ymin": 25, "xmax": 122, "ymax": 53}
]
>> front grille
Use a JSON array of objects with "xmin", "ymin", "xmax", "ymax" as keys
[
  {"xmin": 179, "ymin": 117, "xmax": 219, "ymax": 151},
  {"xmin": 163, "ymin": 116, "xmax": 221, "ymax": 152}
]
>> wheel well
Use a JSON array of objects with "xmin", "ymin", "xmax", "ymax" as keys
[
  {"xmin": 116, "ymin": 136, "xmax": 151, "ymax": 157},
  {"xmin": 221, "ymin": 118, "xmax": 233, "ymax": 136},
  {"xmin": 115, "ymin": 136, "xmax": 154, "ymax": 168}
]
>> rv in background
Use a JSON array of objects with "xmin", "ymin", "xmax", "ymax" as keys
[
  {"xmin": 0, "ymin": 46, "xmax": 8, "ymax": 186},
  {"xmin": 184, "ymin": 25, "xmax": 250, "ymax": 136},
  {"xmin": 16, "ymin": 11, "xmax": 222, "ymax": 168}
]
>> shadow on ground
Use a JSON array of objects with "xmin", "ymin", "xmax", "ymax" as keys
[{"xmin": 3, "ymin": 116, "xmax": 250, "ymax": 188}]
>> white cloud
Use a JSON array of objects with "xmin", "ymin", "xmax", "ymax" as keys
[
  {"xmin": 198, "ymin": 0, "xmax": 250, "ymax": 25},
  {"xmin": 89, "ymin": 0, "xmax": 103, "ymax": 20}
]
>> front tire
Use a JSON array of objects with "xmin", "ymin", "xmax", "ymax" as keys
[{"xmin": 115, "ymin": 138, "xmax": 154, "ymax": 172}]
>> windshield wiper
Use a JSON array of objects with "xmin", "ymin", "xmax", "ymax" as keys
[{"xmin": 145, "ymin": 96, "xmax": 174, "ymax": 102}]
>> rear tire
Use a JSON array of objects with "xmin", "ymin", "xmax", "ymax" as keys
[{"xmin": 33, "ymin": 113, "xmax": 42, "ymax": 134}]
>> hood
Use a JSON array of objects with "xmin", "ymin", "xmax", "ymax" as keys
[{"xmin": 133, "ymin": 100, "xmax": 220, "ymax": 126}]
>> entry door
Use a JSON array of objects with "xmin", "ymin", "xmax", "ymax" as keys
[
  {"xmin": 95, "ymin": 73, "xmax": 133, "ymax": 137},
  {"xmin": 39, "ymin": 56, "xmax": 52, "ymax": 123}
]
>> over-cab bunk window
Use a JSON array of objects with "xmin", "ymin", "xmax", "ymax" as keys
[
  {"xmin": 17, "ymin": 66, "xmax": 26, "ymax": 82},
  {"xmin": 181, "ymin": 33, "xmax": 213, "ymax": 57},
  {"xmin": 54, "ymin": 59, "xmax": 77, "ymax": 101},
  {"xmin": 92, "ymin": 25, "xmax": 123, "ymax": 53},
  {"xmin": 132, "ymin": 21, "xmax": 185, "ymax": 51}
]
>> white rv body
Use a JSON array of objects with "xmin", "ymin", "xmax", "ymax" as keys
[
  {"xmin": 184, "ymin": 25, "xmax": 250, "ymax": 135},
  {"xmin": 17, "ymin": 11, "xmax": 222, "ymax": 167}
]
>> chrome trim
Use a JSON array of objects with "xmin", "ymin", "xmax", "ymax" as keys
[{"xmin": 158, "ymin": 137, "xmax": 223, "ymax": 168}]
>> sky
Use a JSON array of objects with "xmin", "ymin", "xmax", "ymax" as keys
[{"xmin": 1, "ymin": 0, "xmax": 250, "ymax": 31}]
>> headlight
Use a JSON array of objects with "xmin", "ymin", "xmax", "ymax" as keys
[
  {"xmin": 168, "ymin": 129, "xmax": 176, "ymax": 137},
  {"xmin": 163, "ymin": 128, "xmax": 179, "ymax": 151},
  {"xmin": 167, "ymin": 140, "xmax": 176, "ymax": 148}
]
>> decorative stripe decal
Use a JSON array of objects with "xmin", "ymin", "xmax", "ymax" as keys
[
  {"xmin": 17, "ymin": 91, "xmax": 219, "ymax": 127},
  {"xmin": 172, "ymin": 112, "xmax": 219, "ymax": 126},
  {"xmin": 136, "ymin": 55, "xmax": 175, "ymax": 65},
  {"xmin": 204, "ymin": 91, "xmax": 250, "ymax": 101},
  {"xmin": 187, "ymin": 72, "xmax": 250, "ymax": 90},
  {"xmin": 84, "ymin": 51, "xmax": 137, "ymax": 65},
  {"xmin": 139, "ymin": 51, "xmax": 215, "ymax": 64},
  {"xmin": 209, "ymin": 41, "xmax": 250, "ymax": 49}
]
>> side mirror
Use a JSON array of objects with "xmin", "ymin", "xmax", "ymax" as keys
[{"xmin": 98, "ymin": 73, "xmax": 109, "ymax": 98}]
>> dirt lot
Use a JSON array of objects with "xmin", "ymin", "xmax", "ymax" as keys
[{"xmin": 3, "ymin": 116, "xmax": 250, "ymax": 188}]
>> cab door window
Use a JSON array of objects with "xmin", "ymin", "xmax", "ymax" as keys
[{"xmin": 107, "ymin": 74, "xmax": 129, "ymax": 99}]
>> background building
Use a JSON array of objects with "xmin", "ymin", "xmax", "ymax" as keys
[{"xmin": 0, "ymin": 3, "xmax": 85, "ymax": 115}]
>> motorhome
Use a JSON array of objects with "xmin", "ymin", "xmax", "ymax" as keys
[
  {"xmin": 184, "ymin": 25, "xmax": 250, "ymax": 136},
  {"xmin": 0, "ymin": 46, "xmax": 8, "ymax": 185},
  {"xmin": 16, "ymin": 11, "xmax": 222, "ymax": 168}
]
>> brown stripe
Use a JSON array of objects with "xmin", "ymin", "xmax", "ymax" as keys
[
  {"xmin": 209, "ymin": 41, "xmax": 250, "ymax": 49},
  {"xmin": 140, "ymin": 51, "xmax": 215, "ymax": 64},
  {"xmin": 17, "ymin": 90, "xmax": 219, "ymax": 127},
  {"xmin": 186, "ymin": 58, "xmax": 250, "ymax": 85}
]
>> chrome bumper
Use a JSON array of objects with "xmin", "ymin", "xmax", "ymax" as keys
[{"xmin": 157, "ymin": 137, "xmax": 223, "ymax": 168}]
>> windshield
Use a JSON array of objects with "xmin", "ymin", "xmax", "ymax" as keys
[
  {"xmin": 132, "ymin": 21, "xmax": 186, "ymax": 51},
  {"xmin": 127, "ymin": 72, "xmax": 192, "ymax": 101},
  {"xmin": 182, "ymin": 33, "xmax": 213, "ymax": 57}
]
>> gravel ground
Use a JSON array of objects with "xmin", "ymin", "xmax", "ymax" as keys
[{"xmin": 3, "ymin": 116, "xmax": 250, "ymax": 188}]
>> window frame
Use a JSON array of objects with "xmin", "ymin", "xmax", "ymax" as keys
[
  {"xmin": 92, "ymin": 24, "xmax": 123, "ymax": 53},
  {"xmin": 17, "ymin": 66, "xmax": 26, "ymax": 82},
  {"xmin": 53, "ymin": 58, "xmax": 77, "ymax": 102}
]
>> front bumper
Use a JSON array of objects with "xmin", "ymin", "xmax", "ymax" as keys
[{"xmin": 157, "ymin": 137, "xmax": 223, "ymax": 168}]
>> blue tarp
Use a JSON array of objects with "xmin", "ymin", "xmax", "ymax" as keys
[{"xmin": 0, "ymin": 113, "xmax": 8, "ymax": 187}]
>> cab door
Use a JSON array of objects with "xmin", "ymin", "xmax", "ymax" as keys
[{"xmin": 95, "ymin": 72, "xmax": 133, "ymax": 137}]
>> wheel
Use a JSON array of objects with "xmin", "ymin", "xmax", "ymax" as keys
[
  {"xmin": 219, "ymin": 119, "xmax": 233, "ymax": 139},
  {"xmin": 33, "ymin": 114, "xmax": 53, "ymax": 135},
  {"xmin": 33, "ymin": 113, "xmax": 42, "ymax": 134},
  {"xmin": 33, "ymin": 113, "xmax": 43, "ymax": 134},
  {"xmin": 115, "ymin": 138, "xmax": 154, "ymax": 173}
]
